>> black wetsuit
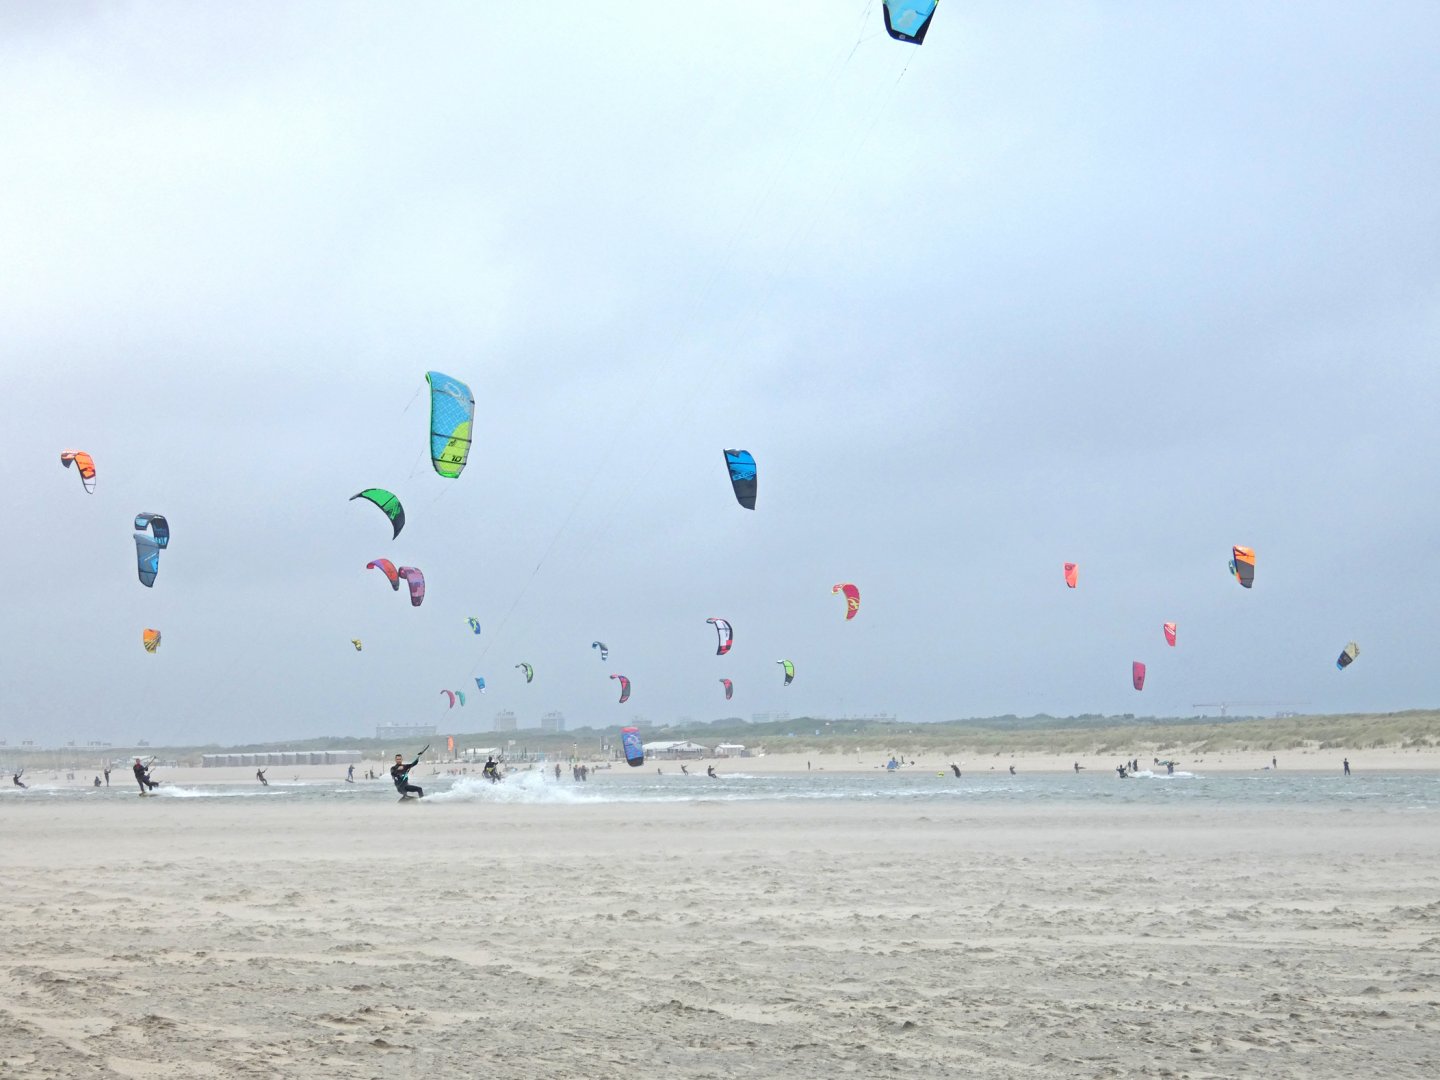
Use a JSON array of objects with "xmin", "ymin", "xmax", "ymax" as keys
[
  {"xmin": 950, "ymin": 764, "xmax": 962, "ymax": 778},
  {"xmin": 482, "ymin": 760, "xmax": 500, "ymax": 782},
  {"xmin": 391, "ymin": 759, "xmax": 423, "ymax": 798},
  {"xmin": 133, "ymin": 762, "xmax": 156, "ymax": 792},
  {"xmin": 12, "ymin": 771, "xmax": 26, "ymax": 789}
]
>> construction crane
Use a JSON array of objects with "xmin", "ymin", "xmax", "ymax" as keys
[{"xmin": 1191, "ymin": 702, "xmax": 1311, "ymax": 718}]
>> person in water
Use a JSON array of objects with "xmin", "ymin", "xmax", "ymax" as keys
[
  {"xmin": 256, "ymin": 768, "xmax": 268, "ymax": 786},
  {"xmin": 706, "ymin": 765, "xmax": 717, "ymax": 778},
  {"xmin": 482, "ymin": 757, "xmax": 500, "ymax": 782},
  {"xmin": 554, "ymin": 763, "xmax": 562, "ymax": 780},
  {"xmin": 1073, "ymin": 762, "xmax": 1083, "ymax": 773},
  {"xmin": 391, "ymin": 753, "xmax": 424, "ymax": 798},
  {"xmin": 12, "ymin": 769, "xmax": 27, "ymax": 789},
  {"xmin": 1117, "ymin": 764, "xmax": 1128, "ymax": 778},
  {"xmin": 132, "ymin": 759, "xmax": 157, "ymax": 793},
  {"xmin": 680, "ymin": 764, "xmax": 689, "ymax": 775},
  {"xmin": 1008, "ymin": 764, "xmax": 1016, "ymax": 775},
  {"xmin": 949, "ymin": 763, "xmax": 962, "ymax": 778},
  {"xmin": 346, "ymin": 764, "xmax": 355, "ymax": 783}
]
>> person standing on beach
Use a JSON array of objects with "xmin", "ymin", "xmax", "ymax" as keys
[
  {"xmin": 103, "ymin": 766, "xmax": 111, "ymax": 786},
  {"xmin": 1343, "ymin": 758, "xmax": 1351, "ymax": 776},
  {"xmin": 391, "ymin": 751, "xmax": 425, "ymax": 798}
]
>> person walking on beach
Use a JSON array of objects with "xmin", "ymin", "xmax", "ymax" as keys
[
  {"xmin": 12, "ymin": 769, "xmax": 27, "ymax": 789},
  {"xmin": 1343, "ymin": 757, "xmax": 1351, "ymax": 776},
  {"xmin": 256, "ymin": 768, "xmax": 268, "ymax": 787},
  {"xmin": 132, "ymin": 759, "xmax": 157, "ymax": 793},
  {"xmin": 391, "ymin": 750, "xmax": 426, "ymax": 798}
]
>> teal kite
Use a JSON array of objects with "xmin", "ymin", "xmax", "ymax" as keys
[{"xmin": 425, "ymin": 371, "xmax": 475, "ymax": 479}]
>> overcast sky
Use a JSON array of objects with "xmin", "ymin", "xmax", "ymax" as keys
[{"xmin": 2, "ymin": 2, "xmax": 1437, "ymax": 746}]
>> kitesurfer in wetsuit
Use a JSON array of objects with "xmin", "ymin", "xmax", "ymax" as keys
[
  {"xmin": 391, "ymin": 751, "xmax": 425, "ymax": 798},
  {"xmin": 132, "ymin": 758, "xmax": 157, "ymax": 793},
  {"xmin": 1008, "ymin": 765, "xmax": 1016, "ymax": 775},
  {"xmin": 12, "ymin": 769, "xmax": 27, "ymax": 789},
  {"xmin": 706, "ymin": 765, "xmax": 717, "ymax": 778},
  {"xmin": 680, "ymin": 764, "xmax": 689, "ymax": 775},
  {"xmin": 950, "ymin": 763, "xmax": 962, "ymax": 778},
  {"xmin": 256, "ymin": 768, "xmax": 268, "ymax": 786},
  {"xmin": 554, "ymin": 763, "xmax": 562, "ymax": 780},
  {"xmin": 482, "ymin": 757, "xmax": 500, "ymax": 783},
  {"xmin": 1117, "ymin": 764, "xmax": 1128, "ymax": 779}
]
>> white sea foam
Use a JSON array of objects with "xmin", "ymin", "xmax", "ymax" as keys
[{"xmin": 426, "ymin": 770, "xmax": 600, "ymax": 804}]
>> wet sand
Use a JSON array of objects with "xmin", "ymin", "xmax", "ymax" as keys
[{"xmin": 1, "ymin": 798, "xmax": 1437, "ymax": 1078}]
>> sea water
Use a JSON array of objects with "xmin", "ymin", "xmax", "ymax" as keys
[{"xmin": 2, "ymin": 765, "xmax": 1436, "ymax": 812}]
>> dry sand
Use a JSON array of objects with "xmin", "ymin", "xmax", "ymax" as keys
[{"xmin": 2, "ymin": 795, "xmax": 1438, "ymax": 1079}]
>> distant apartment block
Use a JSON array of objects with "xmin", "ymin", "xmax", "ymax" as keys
[
  {"xmin": 375, "ymin": 723, "xmax": 437, "ymax": 740},
  {"xmin": 493, "ymin": 710, "xmax": 518, "ymax": 732},
  {"xmin": 540, "ymin": 711, "xmax": 566, "ymax": 733},
  {"xmin": 750, "ymin": 712, "xmax": 790, "ymax": 724}
]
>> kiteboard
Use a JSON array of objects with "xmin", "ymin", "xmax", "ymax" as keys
[
  {"xmin": 138, "ymin": 791, "xmax": 157, "ymax": 797},
  {"xmin": 398, "ymin": 794, "xmax": 419, "ymax": 802}
]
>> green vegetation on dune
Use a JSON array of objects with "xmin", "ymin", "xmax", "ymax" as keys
[{"xmin": 21, "ymin": 709, "xmax": 1440, "ymax": 766}]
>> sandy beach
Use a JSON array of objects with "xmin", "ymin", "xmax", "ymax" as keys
[{"xmin": 2, "ymin": 790, "xmax": 1437, "ymax": 1079}]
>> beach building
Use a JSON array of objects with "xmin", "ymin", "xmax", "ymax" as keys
[
  {"xmin": 202, "ymin": 750, "xmax": 361, "ymax": 768},
  {"xmin": 645, "ymin": 740, "xmax": 709, "ymax": 760},
  {"xmin": 493, "ymin": 710, "xmax": 518, "ymax": 732},
  {"xmin": 540, "ymin": 711, "xmax": 566, "ymax": 733},
  {"xmin": 714, "ymin": 743, "xmax": 749, "ymax": 758}
]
